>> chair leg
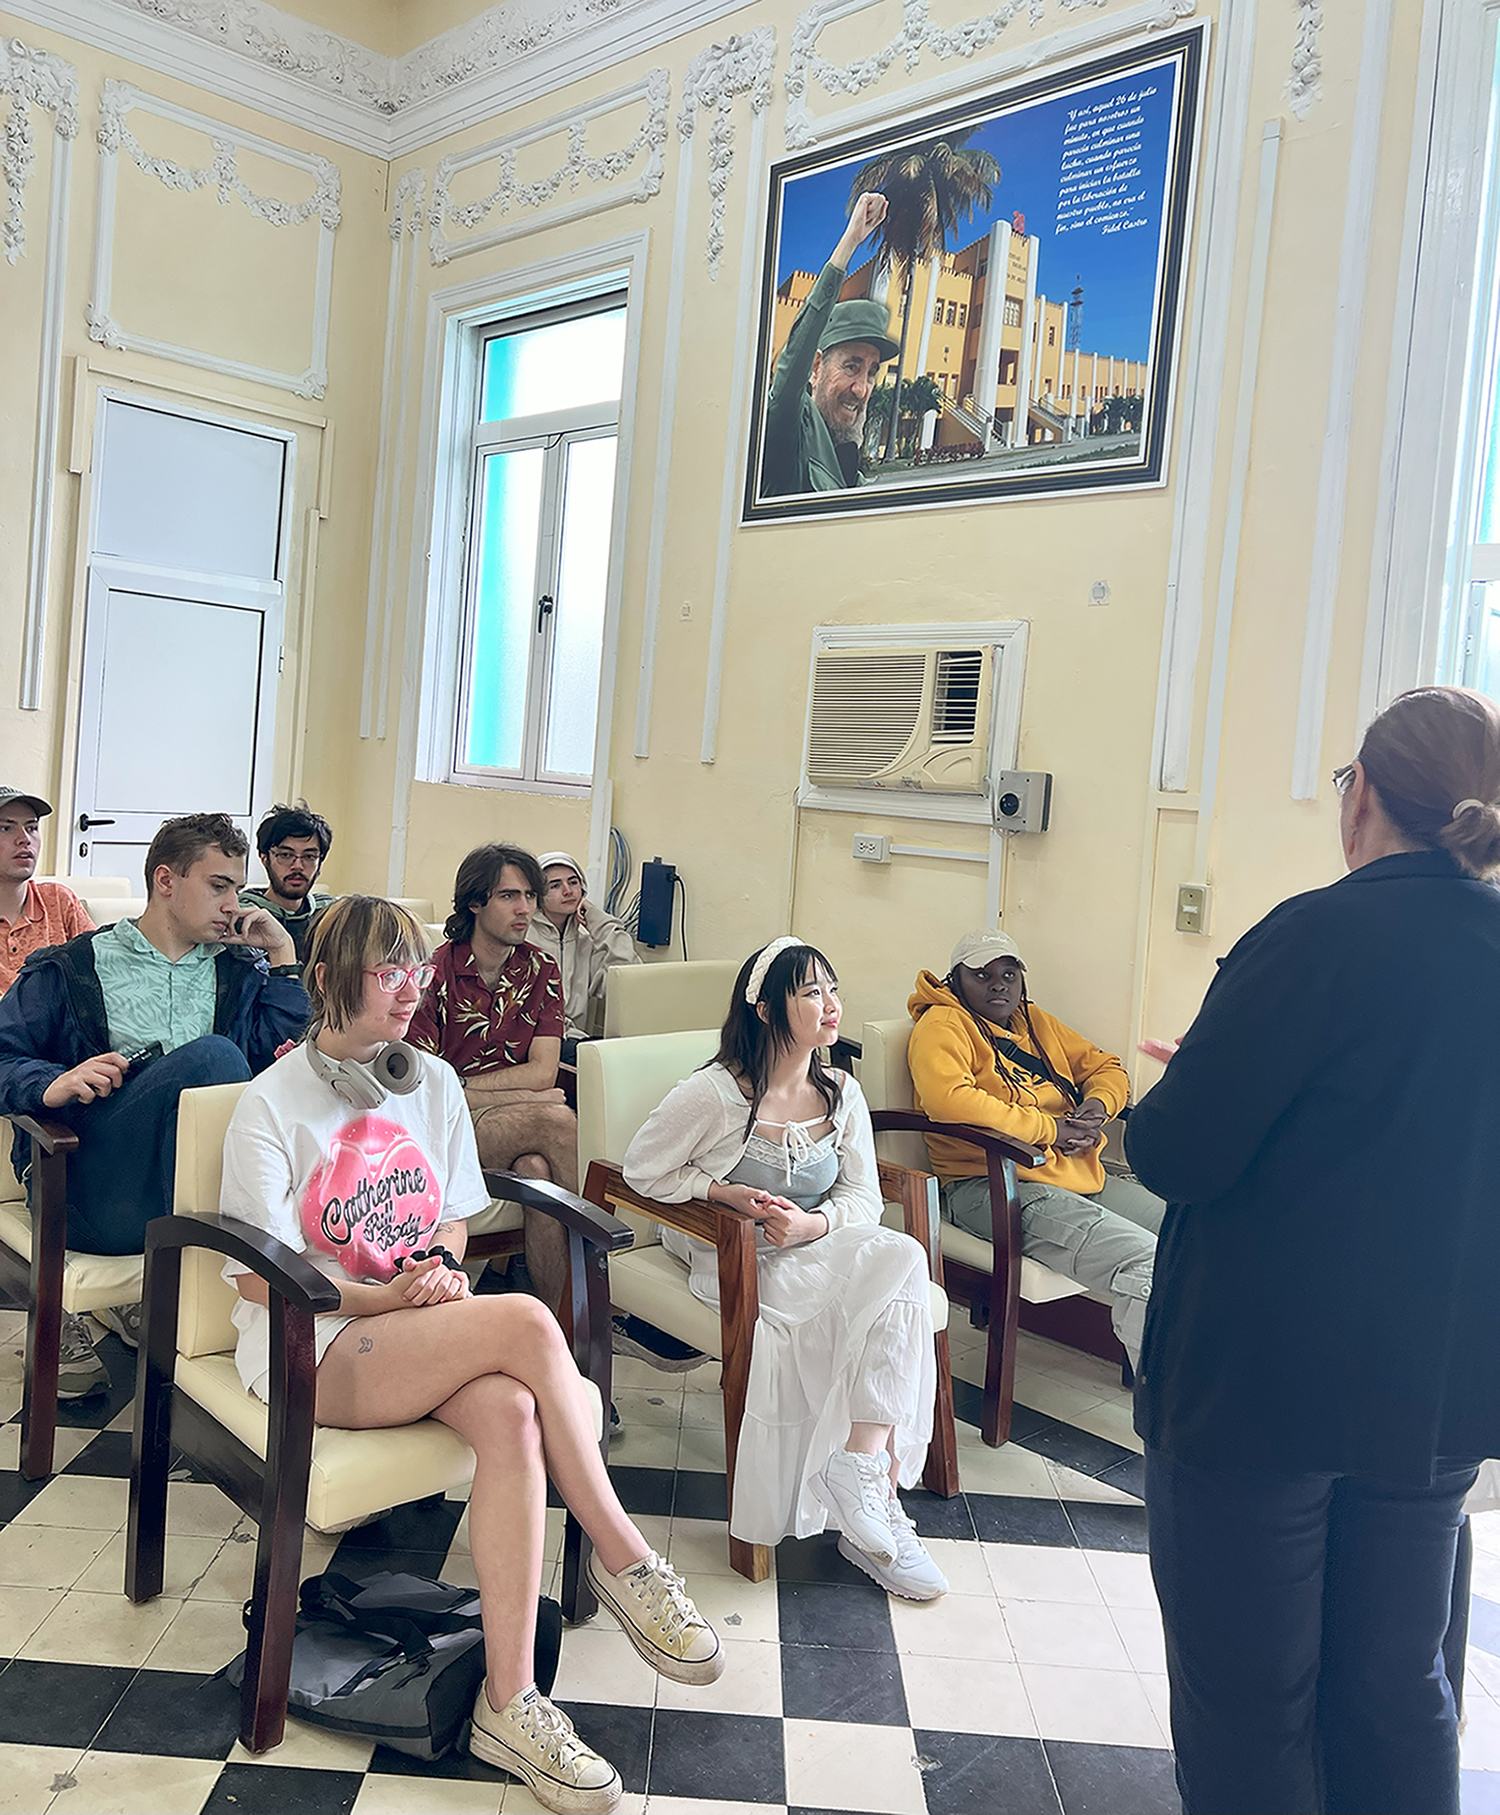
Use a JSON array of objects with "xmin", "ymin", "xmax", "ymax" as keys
[
  {"xmin": 922, "ymin": 1326, "xmax": 961, "ymax": 1498},
  {"xmin": 715, "ymin": 1217, "xmax": 769, "ymax": 1583},
  {"xmin": 239, "ymin": 1298, "xmax": 318, "ymax": 1753},
  {"xmin": 562, "ymin": 1512, "xmax": 598, "ymax": 1623},
  {"xmin": 981, "ymin": 1280, "xmax": 1017, "ymax": 1448},
  {"xmin": 21, "ymin": 1139, "xmax": 69, "ymax": 1481},
  {"xmin": 127, "ymin": 1246, "xmax": 180, "ymax": 1602}
]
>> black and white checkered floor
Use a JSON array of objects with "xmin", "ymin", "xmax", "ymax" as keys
[{"xmin": 4, "ymin": 1308, "xmax": 1500, "ymax": 1815}]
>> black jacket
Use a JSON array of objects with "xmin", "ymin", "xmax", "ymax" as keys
[
  {"xmin": 0, "ymin": 928, "xmax": 308, "ymax": 1168},
  {"xmin": 1126, "ymin": 851, "xmax": 1500, "ymax": 1478}
]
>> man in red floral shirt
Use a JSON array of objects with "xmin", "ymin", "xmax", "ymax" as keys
[{"xmin": 408, "ymin": 844, "xmax": 574, "ymax": 1314}]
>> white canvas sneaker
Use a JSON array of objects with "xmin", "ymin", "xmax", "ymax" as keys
[
  {"xmin": 815, "ymin": 1449, "xmax": 898, "ymax": 1564},
  {"xmin": 586, "ymin": 1549, "xmax": 725, "ymax": 1684},
  {"xmin": 838, "ymin": 1494, "xmax": 949, "ymax": 1601},
  {"xmin": 468, "ymin": 1684, "xmax": 621, "ymax": 1813}
]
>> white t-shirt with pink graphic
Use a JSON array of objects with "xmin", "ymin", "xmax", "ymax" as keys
[{"xmin": 220, "ymin": 1042, "xmax": 490, "ymax": 1398}]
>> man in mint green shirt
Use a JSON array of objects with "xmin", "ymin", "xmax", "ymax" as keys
[{"xmin": 0, "ymin": 812, "xmax": 308, "ymax": 1396}]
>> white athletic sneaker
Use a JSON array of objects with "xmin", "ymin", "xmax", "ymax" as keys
[
  {"xmin": 816, "ymin": 1449, "xmax": 898, "ymax": 1564},
  {"xmin": 838, "ymin": 1494, "xmax": 949, "ymax": 1602},
  {"xmin": 467, "ymin": 1683, "xmax": 621, "ymax": 1813},
  {"xmin": 586, "ymin": 1549, "xmax": 724, "ymax": 1684}
]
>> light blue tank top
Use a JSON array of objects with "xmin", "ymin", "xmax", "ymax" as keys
[{"xmin": 725, "ymin": 1126, "xmax": 839, "ymax": 1210}]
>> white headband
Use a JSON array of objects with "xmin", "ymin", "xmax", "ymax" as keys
[
  {"xmin": 1453, "ymin": 799, "xmax": 1489, "ymax": 820},
  {"xmin": 745, "ymin": 935, "xmax": 804, "ymax": 1005}
]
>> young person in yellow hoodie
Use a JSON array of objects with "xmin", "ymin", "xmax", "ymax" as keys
[{"xmin": 907, "ymin": 929, "xmax": 1163, "ymax": 1365}]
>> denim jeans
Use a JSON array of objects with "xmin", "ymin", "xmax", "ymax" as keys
[
  {"xmin": 1146, "ymin": 1445, "xmax": 1480, "ymax": 1815},
  {"xmin": 59, "ymin": 1035, "xmax": 251, "ymax": 1255},
  {"xmin": 940, "ymin": 1170, "xmax": 1162, "ymax": 1365}
]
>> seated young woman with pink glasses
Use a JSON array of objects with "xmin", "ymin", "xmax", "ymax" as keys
[{"xmin": 219, "ymin": 895, "xmax": 722, "ymax": 1815}]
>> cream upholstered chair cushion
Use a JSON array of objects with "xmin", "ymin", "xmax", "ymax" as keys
[
  {"xmin": 578, "ymin": 1030, "xmax": 948, "ymax": 1353},
  {"xmin": 78, "ymin": 895, "xmax": 146, "ymax": 926},
  {"xmin": 602, "ymin": 961, "xmax": 739, "ymax": 1038},
  {"xmin": 172, "ymin": 1084, "xmax": 600, "ymax": 1533},
  {"xmin": 0, "ymin": 1116, "xmax": 144, "ymax": 1312},
  {"xmin": 860, "ymin": 1018, "xmax": 1087, "ymax": 1308},
  {"xmin": 388, "ymin": 897, "xmax": 435, "ymax": 921}
]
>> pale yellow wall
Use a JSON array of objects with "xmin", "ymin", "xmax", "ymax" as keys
[
  {"xmin": 352, "ymin": 0, "xmax": 1422, "ymax": 1071},
  {"xmin": 0, "ymin": 8, "xmax": 388, "ymax": 894},
  {"xmin": 0, "ymin": 0, "xmax": 1442, "ymax": 1087}
]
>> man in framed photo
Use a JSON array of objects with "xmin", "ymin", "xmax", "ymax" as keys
[{"xmin": 760, "ymin": 191, "xmax": 899, "ymax": 497}]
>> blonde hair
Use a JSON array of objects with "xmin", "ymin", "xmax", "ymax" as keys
[
  {"xmin": 305, "ymin": 896, "xmax": 430, "ymax": 1033},
  {"xmin": 1357, "ymin": 686, "xmax": 1500, "ymax": 880}
]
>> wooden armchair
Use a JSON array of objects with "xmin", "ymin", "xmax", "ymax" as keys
[
  {"xmin": 576, "ymin": 1031, "xmax": 960, "ymax": 1586},
  {"xmin": 860, "ymin": 1018, "xmax": 1128, "ymax": 1448},
  {"xmin": 0, "ymin": 1115, "xmax": 145, "ymax": 1479},
  {"xmin": 125, "ymin": 1082, "xmax": 631, "ymax": 1754}
]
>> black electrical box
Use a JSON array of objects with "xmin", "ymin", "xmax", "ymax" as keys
[{"xmin": 638, "ymin": 857, "xmax": 676, "ymax": 948}]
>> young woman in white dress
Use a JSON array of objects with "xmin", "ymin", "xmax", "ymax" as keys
[
  {"xmin": 220, "ymin": 896, "xmax": 722, "ymax": 1814},
  {"xmin": 623, "ymin": 936, "xmax": 948, "ymax": 1599}
]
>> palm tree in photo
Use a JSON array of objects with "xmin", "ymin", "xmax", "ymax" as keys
[{"xmin": 849, "ymin": 130, "xmax": 1000, "ymax": 459}]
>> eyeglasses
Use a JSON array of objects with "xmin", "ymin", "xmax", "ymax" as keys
[
  {"xmin": 366, "ymin": 964, "xmax": 435, "ymax": 992},
  {"xmin": 1332, "ymin": 763, "xmax": 1357, "ymax": 797},
  {"xmin": 268, "ymin": 847, "xmax": 319, "ymax": 865}
]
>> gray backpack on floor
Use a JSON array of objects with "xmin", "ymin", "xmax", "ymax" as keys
[{"xmin": 227, "ymin": 1570, "xmax": 563, "ymax": 1761}]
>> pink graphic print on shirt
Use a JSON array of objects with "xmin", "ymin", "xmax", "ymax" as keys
[{"xmin": 300, "ymin": 1112, "xmax": 442, "ymax": 1281}]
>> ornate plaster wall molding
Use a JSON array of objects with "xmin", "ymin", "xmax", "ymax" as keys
[
  {"xmin": 3, "ymin": 37, "xmax": 81, "ymax": 265},
  {"xmin": 427, "ymin": 67, "xmax": 669, "ymax": 264},
  {"xmin": 679, "ymin": 28, "xmax": 776, "ymax": 277},
  {"xmin": 88, "ymin": 81, "xmax": 342, "ymax": 396},
  {"xmin": 5, "ymin": 36, "xmax": 80, "ymax": 713},
  {"xmin": 1285, "ymin": 0, "xmax": 1323, "ymax": 119},
  {"xmin": 784, "ymin": 0, "xmax": 1194, "ymax": 147}
]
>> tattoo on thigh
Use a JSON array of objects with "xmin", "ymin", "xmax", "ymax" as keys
[{"xmin": 359, "ymin": 1335, "xmax": 373, "ymax": 1353}]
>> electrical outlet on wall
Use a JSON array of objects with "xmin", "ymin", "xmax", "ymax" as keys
[
  {"xmin": 852, "ymin": 833, "xmax": 890, "ymax": 863},
  {"xmin": 1176, "ymin": 883, "xmax": 1210, "ymax": 934}
]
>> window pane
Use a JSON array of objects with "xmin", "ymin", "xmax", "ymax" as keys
[
  {"xmin": 542, "ymin": 437, "xmax": 617, "ymax": 778},
  {"xmin": 481, "ymin": 309, "xmax": 626, "ymax": 422},
  {"xmin": 462, "ymin": 447, "xmax": 545, "ymax": 771},
  {"xmin": 1474, "ymin": 581, "xmax": 1500, "ymax": 698}
]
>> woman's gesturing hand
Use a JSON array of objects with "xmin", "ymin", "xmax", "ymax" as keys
[{"xmin": 1138, "ymin": 1036, "xmax": 1184, "ymax": 1064}]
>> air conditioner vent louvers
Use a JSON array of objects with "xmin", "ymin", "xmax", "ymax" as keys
[
  {"xmin": 931, "ymin": 649, "xmax": 983, "ymax": 743},
  {"xmin": 806, "ymin": 651, "xmax": 928, "ymax": 782}
]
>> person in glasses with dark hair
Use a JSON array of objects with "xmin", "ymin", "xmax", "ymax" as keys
[
  {"xmin": 907, "ymin": 929, "xmax": 1164, "ymax": 1368},
  {"xmin": 242, "ymin": 801, "xmax": 336, "ymax": 963}
]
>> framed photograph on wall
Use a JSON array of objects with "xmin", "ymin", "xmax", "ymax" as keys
[{"xmin": 742, "ymin": 23, "xmax": 1207, "ymax": 523}]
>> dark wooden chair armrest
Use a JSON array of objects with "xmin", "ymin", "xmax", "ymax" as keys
[
  {"xmin": 143, "ymin": 1213, "xmax": 343, "ymax": 1313},
  {"xmin": 869, "ymin": 1108, "xmax": 1044, "ymax": 1169},
  {"xmin": 12, "ymin": 1114, "xmax": 79, "ymax": 1155},
  {"xmin": 580, "ymin": 1162, "xmax": 759, "ymax": 1246},
  {"xmin": 875, "ymin": 1157, "xmax": 944, "ymax": 1283},
  {"xmin": 481, "ymin": 1172, "xmax": 633, "ymax": 1252}
]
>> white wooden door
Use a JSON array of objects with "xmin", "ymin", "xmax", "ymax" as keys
[{"xmin": 71, "ymin": 398, "xmax": 290, "ymax": 878}]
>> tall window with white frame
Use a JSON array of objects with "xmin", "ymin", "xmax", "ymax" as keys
[{"xmin": 455, "ymin": 295, "xmax": 626, "ymax": 788}]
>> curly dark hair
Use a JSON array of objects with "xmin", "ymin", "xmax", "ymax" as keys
[
  {"xmin": 445, "ymin": 844, "xmax": 545, "ymax": 944},
  {"xmin": 255, "ymin": 800, "xmax": 333, "ymax": 862}
]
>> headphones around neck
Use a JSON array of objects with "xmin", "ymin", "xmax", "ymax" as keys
[{"xmin": 305, "ymin": 1036, "xmax": 424, "ymax": 1112}]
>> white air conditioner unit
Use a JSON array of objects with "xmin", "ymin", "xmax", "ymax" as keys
[{"xmin": 804, "ymin": 644, "xmax": 995, "ymax": 796}]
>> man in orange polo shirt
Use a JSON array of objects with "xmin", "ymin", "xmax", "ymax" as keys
[{"xmin": 0, "ymin": 788, "xmax": 93, "ymax": 995}]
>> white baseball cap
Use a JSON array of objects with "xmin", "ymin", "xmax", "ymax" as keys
[{"xmin": 949, "ymin": 929, "xmax": 1023, "ymax": 972}]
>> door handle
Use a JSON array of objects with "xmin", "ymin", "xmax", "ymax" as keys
[
  {"xmin": 78, "ymin": 815, "xmax": 116, "ymax": 830},
  {"xmin": 536, "ymin": 594, "xmax": 555, "ymax": 633}
]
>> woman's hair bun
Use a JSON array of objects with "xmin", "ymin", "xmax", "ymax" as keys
[
  {"xmin": 1358, "ymin": 688, "xmax": 1500, "ymax": 880},
  {"xmin": 1436, "ymin": 797, "xmax": 1500, "ymax": 879}
]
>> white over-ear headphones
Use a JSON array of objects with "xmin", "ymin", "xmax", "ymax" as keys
[{"xmin": 305, "ymin": 1036, "xmax": 424, "ymax": 1111}]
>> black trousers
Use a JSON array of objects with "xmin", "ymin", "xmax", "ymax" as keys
[{"xmin": 1145, "ymin": 1445, "xmax": 1479, "ymax": 1815}]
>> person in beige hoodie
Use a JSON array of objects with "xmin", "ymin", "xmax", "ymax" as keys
[{"xmin": 527, "ymin": 851, "xmax": 638, "ymax": 1052}]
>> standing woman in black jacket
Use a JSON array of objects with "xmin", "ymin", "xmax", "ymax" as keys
[{"xmin": 1126, "ymin": 686, "xmax": 1500, "ymax": 1815}]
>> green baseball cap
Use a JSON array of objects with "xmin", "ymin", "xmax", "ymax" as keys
[{"xmin": 818, "ymin": 300, "xmax": 899, "ymax": 363}]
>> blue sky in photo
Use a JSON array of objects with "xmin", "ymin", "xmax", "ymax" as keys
[{"xmin": 772, "ymin": 58, "xmax": 1180, "ymax": 363}]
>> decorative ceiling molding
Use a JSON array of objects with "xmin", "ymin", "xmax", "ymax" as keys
[
  {"xmin": 2, "ymin": 37, "xmax": 81, "ymax": 264},
  {"xmin": 678, "ymin": 27, "xmax": 775, "ymax": 277},
  {"xmin": 1, "ymin": 0, "xmax": 750, "ymax": 157},
  {"xmin": 427, "ymin": 67, "xmax": 669, "ymax": 264},
  {"xmin": 87, "ymin": 80, "xmax": 341, "ymax": 395},
  {"xmin": 1285, "ymin": 0, "xmax": 1322, "ymax": 119},
  {"xmin": 784, "ymin": 0, "xmax": 1196, "ymax": 148}
]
